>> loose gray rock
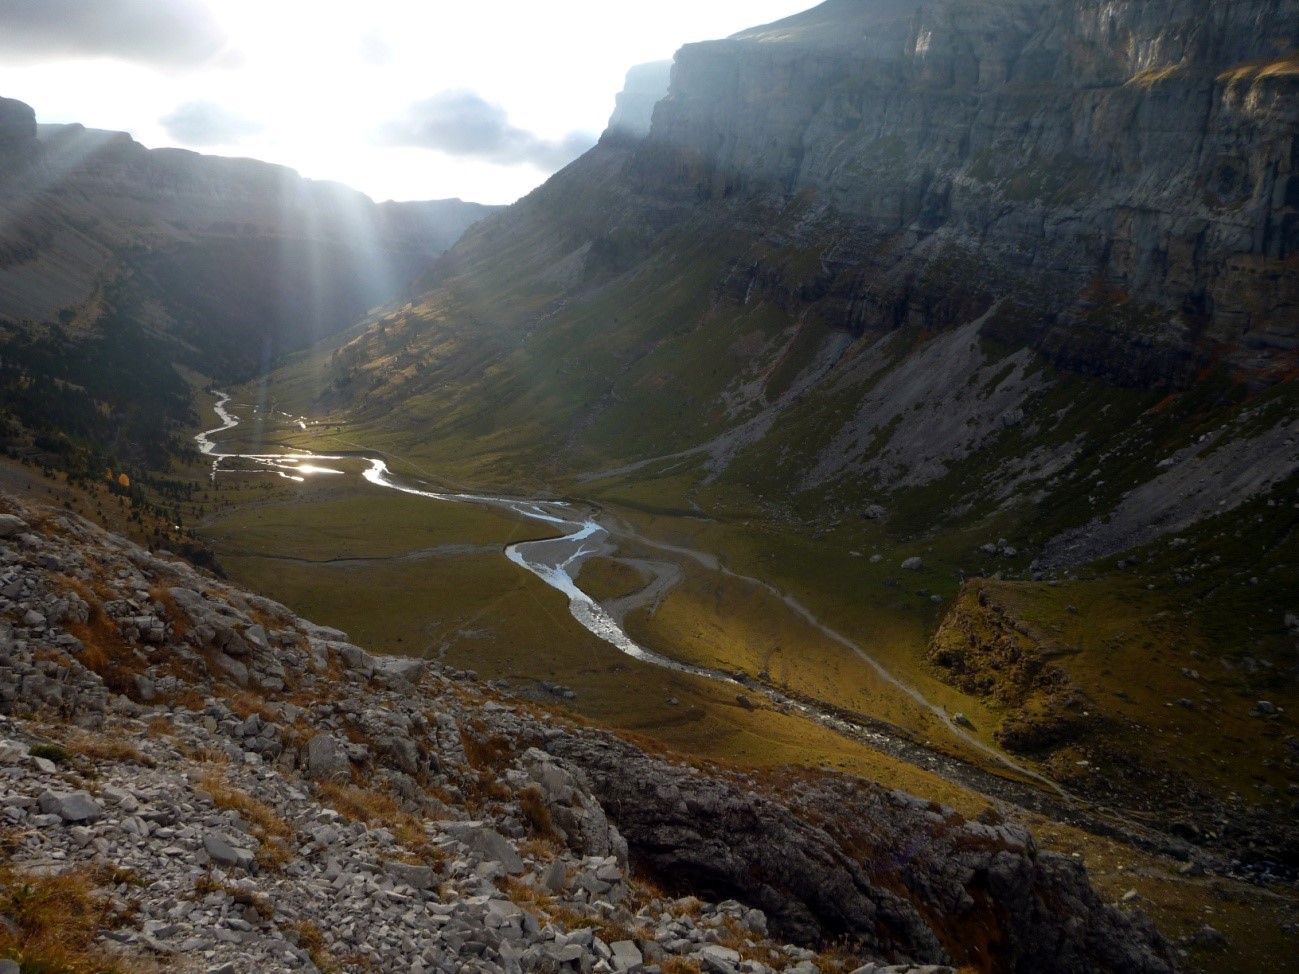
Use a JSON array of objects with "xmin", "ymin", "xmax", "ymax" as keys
[
  {"xmin": 203, "ymin": 832, "xmax": 249, "ymax": 869},
  {"xmin": 37, "ymin": 790, "xmax": 103, "ymax": 823},
  {"xmin": 610, "ymin": 939, "xmax": 643, "ymax": 972},
  {"xmin": 466, "ymin": 826, "xmax": 525, "ymax": 874},
  {"xmin": 384, "ymin": 860, "xmax": 436, "ymax": 890},
  {"xmin": 306, "ymin": 733, "xmax": 347, "ymax": 779},
  {"xmin": 542, "ymin": 858, "xmax": 568, "ymax": 893},
  {"xmin": 0, "ymin": 514, "xmax": 29, "ymax": 537}
]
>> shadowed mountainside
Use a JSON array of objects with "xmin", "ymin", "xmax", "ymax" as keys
[{"xmin": 0, "ymin": 96, "xmax": 498, "ymax": 470}]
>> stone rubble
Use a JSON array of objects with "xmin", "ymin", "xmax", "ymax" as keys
[{"xmin": 0, "ymin": 495, "xmax": 1175, "ymax": 973}]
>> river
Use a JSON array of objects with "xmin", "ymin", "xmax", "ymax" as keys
[{"xmin": 195, "ymin": 392, "xmax": 1212, "ymax": 864}]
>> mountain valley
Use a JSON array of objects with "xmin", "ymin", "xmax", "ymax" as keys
[
  {"xmin": 233, "ymin": 0, "xmax": 1299, "ymax": 878},
  {"xmin": 0, "ymin": 1, "xmax": 1297, "ymax": 972}
]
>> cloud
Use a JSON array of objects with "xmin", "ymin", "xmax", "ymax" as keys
[
  {"xmin": 161, "ymin": 101, "xmax": 263, "ymax": 147},
  {"xmin": 0, "ymin": 0, "xmax": 227, "ymax": 67},
  {"xmin": 357, "ymin": 31, "xmax": 393, "ymax": 67},
  {"xmin": 378, "ymin": 90, "xmax": 595, "ymax": 170}
]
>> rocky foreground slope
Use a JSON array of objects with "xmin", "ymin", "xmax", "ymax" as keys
[{"xmin": 0, "ymin": 490, "xmax": 1175, "ymax": 973}]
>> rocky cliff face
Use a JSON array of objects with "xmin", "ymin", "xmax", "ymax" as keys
[
  {"xmin": 606, "ymin": 62, "xmax": 673, "ymax": 139},
  {"xmin": 639, "ymin": 0, "xmax": 1299, "ymax": 381},
  {"xmin": 0, "ymin": 490, "xmax": 1176, "ymax": 973},
  {"xmin": 0, "ymin": 97, "xmax": 36, "ymax": 173}
]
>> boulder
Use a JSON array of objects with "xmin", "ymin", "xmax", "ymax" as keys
[
  {"xmin": 610, "ymin": 940, "xmax": 643, "ymax": 972},
  {"xmin": 465, "ymin": 826, "xmax": 524, "ymax": 874},
  {"xmin": 37, "ymin": 790, "xmax": 103, "ymax": 823},
  {"xmin": 306, "ymin": 734, "xmax": 348, "ymax": 780},
  {"xmin": 0, "ymin": 514, "xmax": 29, "ymax": 538}
]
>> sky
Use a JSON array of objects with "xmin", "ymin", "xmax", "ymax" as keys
[{"xmin": 0, "ymin": 0, "xmax": 815, "ymax": 205}]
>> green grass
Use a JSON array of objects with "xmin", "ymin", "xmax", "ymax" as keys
[
  {"xmin": 573, "ymin": 556, "xmax": 649, "ymax": 603},
  {"xmin": 204, "ymin": 479, "xmax": 536, "ymax": 560}
]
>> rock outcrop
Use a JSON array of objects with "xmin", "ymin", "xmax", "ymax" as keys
[
  {"xmin": 636, "ymin": 0, "xmax": 1299, "ymax": 381},
  {"xmin": 606, "ymin": 62, "xmax": 673, "ymax": 140},
  {"xmin": 0, "ymin": 97, "xmax": 36, "ymax": 173},
  {"xmin": 0, "ymin": 490, "xmax": 1176, "ymax": 973},
  {"xmin": 548, "ymin": 734, "xmax": 1172, "ymax": 972}
]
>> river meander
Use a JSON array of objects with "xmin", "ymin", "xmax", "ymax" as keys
[{"xmin": 196, "ymin": 392, "xmax": 1202, "ymax": 851}]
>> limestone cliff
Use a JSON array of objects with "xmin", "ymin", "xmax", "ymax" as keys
[
  {"xmin": 637, "ymin": 0, "xmax": 1299, "ymax": 382},
  {"xmin": 305, "ymin": 4, "xmax": 1299, "ymax": 857},
  {"xmin": 606, "ymin": 61, "xmax": 673, "ymax": 139}
]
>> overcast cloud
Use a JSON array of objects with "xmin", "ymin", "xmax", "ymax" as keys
[
  {"xmin": 160, "ymin": 101, "xmax": 263, "ymax": 147},
  {"xmin": 379, "ymin": 91, "xmax": 597, "ymax": 170},
  {"xmin": 0, "ymin": 0, "xmax": 812, "ymax": 203},
  {"xmin": 0, "ymin": 0, "xmax": 227, "ymax": 67}
]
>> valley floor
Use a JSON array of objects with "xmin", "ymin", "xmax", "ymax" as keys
[{"xmin": 165, "ymin": 396, "xmax": 1298, "ymax": 974}]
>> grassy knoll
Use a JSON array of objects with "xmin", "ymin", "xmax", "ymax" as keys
[
  {"xmin": 596, "ymin": 498, "xmax": 982, "ymax": 721},
  {"xmin": 623, "ymin": 568, "xmax": 940, "ymax": 732},
  {"xmin": 970, "ymin": 574, "xmax": 1299, "ymax": 806},
  {"xmin": 573, "ymin": 557, "xmax": 649, "ymax": 603}
]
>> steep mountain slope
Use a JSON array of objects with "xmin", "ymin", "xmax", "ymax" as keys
[
  {"xmin": 0, "ymin": 96, "xmax": 497, "ymax": 471},
  {"xmin": 258, "ymin": 0, "xmax": 1298, "ymax": 870}
]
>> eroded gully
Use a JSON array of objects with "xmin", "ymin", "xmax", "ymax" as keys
[{"xmin": 198, "ymin": 394, "xmax": 1204, "ymax": 864}]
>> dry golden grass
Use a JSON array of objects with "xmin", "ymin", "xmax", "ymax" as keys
[
  {"xmin": 811, "ymin": 943, "xmax": 859, "ymax": 973},
  {"xmin": 535, "ymin": 903, "xmax": 595, "ymax": 930},
  {"xmin": 198, "ymin": 768, "xmax": 295, "ymax": 869},
  {"xmin": 146, "ymin": 587, "xmax": 187, "ymax": 639},
  {"xmin": 155, "ymin": 686, "xmax": 207, "ymax": 712},
  {"xmin": 660, "ymin": 959, "xmax": 704, "ymax": 974},
  {"xmin": 518, "ymin": 836, "xmax": 563, "ymax": 861},
  {"xmin": 623, "ymin": 871, "xmax": 673, "ymax": 912},
  {"xmin": 194, "ymin": 871, "xmax": 238, "ymax": 897},
  {"xmin": 0, "ymin": 865, "xmax": 153, "ymax": 973},
  {"xmin": 66, "ymin": 609, "xmax": 146, "ymax": 700},
  {"xmin": 517, "ymin": 784, "xmax": 563, "ymax": 844},
  {"xmin": 592, "ymin": 918, "xmax": 645, "ymax": 945},
  {"xmin": 460, "ymin": 723, "xmax": 516, "ymax": 770},
  {"xmin": 499, "ymin": 875, "xmax": 557, "ymax": 911},
  {"xmin": 500, "ymin": 874, "xmax": 650, "ymax": 945},
  {"xmin": 291, "ymin": 919, "xmax": 341, "ymax": 972},
  {"xmin": 226, "ymin": 691, "xmax": 278, "ymax": 723},
  {"xmin": 63, "ymin": 728, "xmax": 151, "ymax": 767},
  {"xmin": 314, "ymin": 781, "xmax": 432, "ymax": 853}
]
